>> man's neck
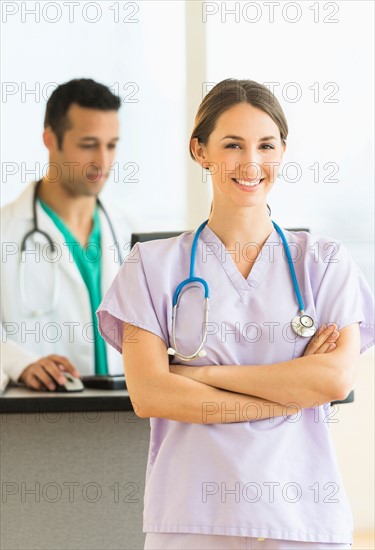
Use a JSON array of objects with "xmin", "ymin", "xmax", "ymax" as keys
[{"xmin": 38, "ymin": 178, "xmax": 97, "ymax": 246}]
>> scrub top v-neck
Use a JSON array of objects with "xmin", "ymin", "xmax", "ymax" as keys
[
  {"xmin": 39, "ymin": 198, "xmax": 108, "ymax": 375},
  {"xmin": 199, "ymin": 224, "xmax": 277, "ymax": 304}
]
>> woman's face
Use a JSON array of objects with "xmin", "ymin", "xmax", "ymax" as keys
[{"xmin": 193, "ymin": 102, "xmax": 286, "ymax": 209}]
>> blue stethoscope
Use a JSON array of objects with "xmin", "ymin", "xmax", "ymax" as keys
[{"xmin": 167, "ymin": 219, "xmax": 316, "ymax": 362}]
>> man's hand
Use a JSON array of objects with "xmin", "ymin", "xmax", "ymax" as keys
[
  {"xmin": 303, "ymin": 323, "xmax": 339, "ymax": 357},
  {"xmin": 19, "ymin": 355, "xmax": 81, "ymax": 391}
]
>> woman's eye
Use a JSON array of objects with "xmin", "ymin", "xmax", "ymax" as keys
[
  {"xmin": 225, "ymin": 143, "xmax": 275, "ymax": 150},
  {"xmin": 225, "ymin": 143, "xmax": 241, "ymax": 149}
]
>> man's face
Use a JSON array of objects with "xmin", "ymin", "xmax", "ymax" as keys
[{"xmin": 47, "ymin": 103, "xmax": 119, "ymax": 197}]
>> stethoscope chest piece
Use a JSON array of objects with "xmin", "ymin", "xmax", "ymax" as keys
[{"xmin": 292, "ymin": 314, "xmax": 316, "ymax": 337}]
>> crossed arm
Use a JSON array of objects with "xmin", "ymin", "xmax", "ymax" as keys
[
  {"xmin": 122, "ymin": 321, "xmax": 361, "ymax": 423},
  {"xmin": 169, "ymin": 323, "xmax": 361, "ymax": 408}
]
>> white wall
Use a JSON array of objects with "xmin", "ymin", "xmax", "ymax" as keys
[{"xmin": 1, "ymin": 0, "xmax": 187, "ymax": 230}]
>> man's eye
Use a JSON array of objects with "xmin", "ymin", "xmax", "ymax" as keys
[{"xmin": 79, "ymin": 144, "xmax": 117, "ymax": 150}]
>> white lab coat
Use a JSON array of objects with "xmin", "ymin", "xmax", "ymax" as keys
[{"xmin": 1, "ymin": 181, "xmax": 138, "ymax": 382}]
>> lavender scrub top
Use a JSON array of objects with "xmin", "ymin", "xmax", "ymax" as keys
[{"xmin": 97, "ymin": 224, "xmax": 375, "ymax": 544}]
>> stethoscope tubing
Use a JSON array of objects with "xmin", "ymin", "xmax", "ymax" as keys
[{"xmin": 169, "ymin": 219, "xmax": 315, "ymax": 361}]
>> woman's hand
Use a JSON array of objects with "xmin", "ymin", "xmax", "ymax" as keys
[
  {"xmin": 169, "ymin": 323, "xmax": 340, "ymax": 379},
  {"xmin": 302, "ymin": 323, "xmax": 339, "ymax": 357}
]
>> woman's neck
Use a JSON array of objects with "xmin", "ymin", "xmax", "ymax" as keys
[
  {"xmin": 207, "ymin": 205, "xmax": 274, "ymax": 279},
  {"xmin": 207, "ymin": 205, "xmax": 274, "ymax": 252}
]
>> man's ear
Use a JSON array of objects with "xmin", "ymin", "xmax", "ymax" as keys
[{"xmin": 43, "ymin": 127, "xmax": 58, "ymax": 152}]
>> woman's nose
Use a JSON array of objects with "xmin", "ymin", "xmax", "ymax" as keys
[{"xmin": 241, "ymin": 151, "xmax": 263, "ymax": 180}]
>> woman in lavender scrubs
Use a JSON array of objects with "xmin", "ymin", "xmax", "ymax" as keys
[{"xmin": 97, "ymin": 79, "xmax": 374, "ymax": 550}]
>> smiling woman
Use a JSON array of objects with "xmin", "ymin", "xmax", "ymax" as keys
[{"xmin": 97, "ymin": 79, "xmax": 375, "ymax": 550}]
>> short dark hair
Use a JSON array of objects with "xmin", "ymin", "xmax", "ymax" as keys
[{"xmin": 44, "ymin": 78, "xmax": 121, "ymax": 149}]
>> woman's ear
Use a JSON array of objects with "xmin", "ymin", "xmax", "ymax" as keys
[{"xmin": 190, "ymin": 137, "xmax": 209, "ymax": 169}]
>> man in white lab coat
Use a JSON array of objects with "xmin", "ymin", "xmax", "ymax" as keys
[{"xmin": 1, "ymin": 78, "xmax": 138, "ymax": 391}]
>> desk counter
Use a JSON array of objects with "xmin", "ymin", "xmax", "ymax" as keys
[{"xmin": 0, "ymin": 385, "xmax": 149, "ymax": 550}]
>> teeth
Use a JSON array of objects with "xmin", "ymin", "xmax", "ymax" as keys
[{"xmin": 235, "ymin": 179, "xmax": 262, "ymax": 187}]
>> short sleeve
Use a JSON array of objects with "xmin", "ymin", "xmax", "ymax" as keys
[
  {"xmin": 313, "ymin": 239, "xmax": 375, "ymax": 354},
  {"xmin": 96, "ymin": 244, "xmax": 167, "ymax": 354}
]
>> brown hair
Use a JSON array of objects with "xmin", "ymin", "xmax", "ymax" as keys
[{"xmin": 189, "ymin": 79, "xmax": 288, "ymax": 160}]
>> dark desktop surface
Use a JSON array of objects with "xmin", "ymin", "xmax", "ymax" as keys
[{"xmin": 0, "ymin": 377, "xmax": 132, "ymax": 414}]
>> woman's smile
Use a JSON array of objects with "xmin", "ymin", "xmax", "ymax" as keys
[{"xmin": 231, "ymin": 177, "xmax": 265, "ymax": 191}]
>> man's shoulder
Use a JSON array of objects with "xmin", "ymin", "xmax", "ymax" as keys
[
  {"xmin": 98, "ymin": 198, "xmax": 143, "ymax": 232},
  {"xmin": 1, "ymin": 182, "xmax": 34, "ymax": 222}
]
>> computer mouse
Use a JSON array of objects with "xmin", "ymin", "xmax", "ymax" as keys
[{"xmin": 53, "ymin": 372, "xmax": 84, "ymax": 393}]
